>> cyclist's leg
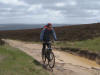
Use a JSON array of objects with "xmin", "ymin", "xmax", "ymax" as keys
[
  {"xmin": 42, "ymin": 42, "xmax": 46, "ymax": 55},
  {"xmin": 47, "ymin": 42, "xmax": 52, "ymax": 60},
  {"xmin": 47, "ymin": 42, "xmax": 52, "ymax": 51}
]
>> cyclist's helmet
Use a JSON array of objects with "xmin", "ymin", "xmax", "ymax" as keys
[
  {"xmin": 47, "ymin": 23, "xmax": 52, "ymax": 27},
  {"xmin": 44, "ymin": 23, "xmax": 52, "ymax": 30}
]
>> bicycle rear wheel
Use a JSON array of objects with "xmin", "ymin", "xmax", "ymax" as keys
[{"xmin": 48, "ymin": 51, "xmax": 55, "ymax": 68}]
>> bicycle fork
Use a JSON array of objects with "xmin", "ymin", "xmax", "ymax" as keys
[{"xmin": 46, "ymin": 48, "xmax": 52, "ymax": 61}]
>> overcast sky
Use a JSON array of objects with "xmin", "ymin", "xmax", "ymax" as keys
[{"xmin": 0, "ymin": 0, "xmax": 100, "ymax": 24}]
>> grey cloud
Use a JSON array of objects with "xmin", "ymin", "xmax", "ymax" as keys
[
  {"xmin": 42, "ymin": 0, "xmax": 100, "ymax": 19},
  {"xmin": 0, "ymin": 0, "xmax": 100, "ymax": 24},
  {"xmin": 77, "ymin": 0, "xmax": 100, "ymax": 9},
  {"xmin": 21, "ymin": 0, "xmax": 65, "ymax": 5}
]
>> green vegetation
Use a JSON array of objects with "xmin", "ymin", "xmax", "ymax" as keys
[
  {"xmin": 55, "ymin": 37, "xmax": 100, "ymax": 53},
  {"xmin": 0, "ymin": 45, "xmax": 49, "ymax": 75}
]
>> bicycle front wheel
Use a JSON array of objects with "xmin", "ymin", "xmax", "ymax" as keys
[
  {"xmin": 48, "ymin": 51, "xmax": 55, "ymax": 68},
  {"xmin": 42, "ymin": 50, "xmax": 46, "ymax": 64}
]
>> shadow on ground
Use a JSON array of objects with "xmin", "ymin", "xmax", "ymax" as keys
[{"xmin": 32, "ymin": 59, "xmax": 53, "ymax": 72}]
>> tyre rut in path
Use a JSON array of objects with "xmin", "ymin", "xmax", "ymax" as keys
[{"xmin": 3, "ymin": 39, "xmax": 100, "ymax": 75}]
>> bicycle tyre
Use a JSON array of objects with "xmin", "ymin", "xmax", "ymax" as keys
[
  {"xmin": 42, "ymin": 50, "xmax": 46, "ymax": 64},
  {"xmin": 48, "ymin": 51, "xmax": 55, "ymax": 68}
]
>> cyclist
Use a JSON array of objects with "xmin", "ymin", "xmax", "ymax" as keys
[{"xmin": 40, "ymin": 23, "xmax": 57, "ymax": 59}]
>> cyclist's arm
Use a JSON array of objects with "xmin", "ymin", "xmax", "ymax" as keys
[{"xmin": 52, "ymin": 28, "xmax": 57, "ymax": 41}]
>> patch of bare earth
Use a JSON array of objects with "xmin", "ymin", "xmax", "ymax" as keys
[{"xmin": 3, "ymin": 39, "xmax": 100, "ymax": 75}]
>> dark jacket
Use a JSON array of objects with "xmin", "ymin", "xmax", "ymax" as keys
[{"xmin": 40, "ymin": 27, "xmax": 57, "ymax": 41}]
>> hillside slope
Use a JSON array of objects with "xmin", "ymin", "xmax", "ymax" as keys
[{"xmin": 0, "ymin": 23, "xmax": 100, "ymax": 41}]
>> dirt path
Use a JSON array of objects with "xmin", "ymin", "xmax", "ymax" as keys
[{"xmin": 3, "ymin": 39, "xmax": 100, "ymax": 75}]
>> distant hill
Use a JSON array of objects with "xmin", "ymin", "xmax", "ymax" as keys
[
  {"xmin": 0, "ymin": 23, "xmax": 100, "ymax": 41},
  {"xmin": 0, "ymin": 24, "xmax": 68, "ymax": 30},
  {"xmin": 0, "ymin": 24, "xmax": 42, "ymax": 30}
]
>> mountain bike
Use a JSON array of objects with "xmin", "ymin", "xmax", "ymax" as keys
[{"xmin": 42, "ymin": 41, "xmax": 55, "ymax": 69}]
